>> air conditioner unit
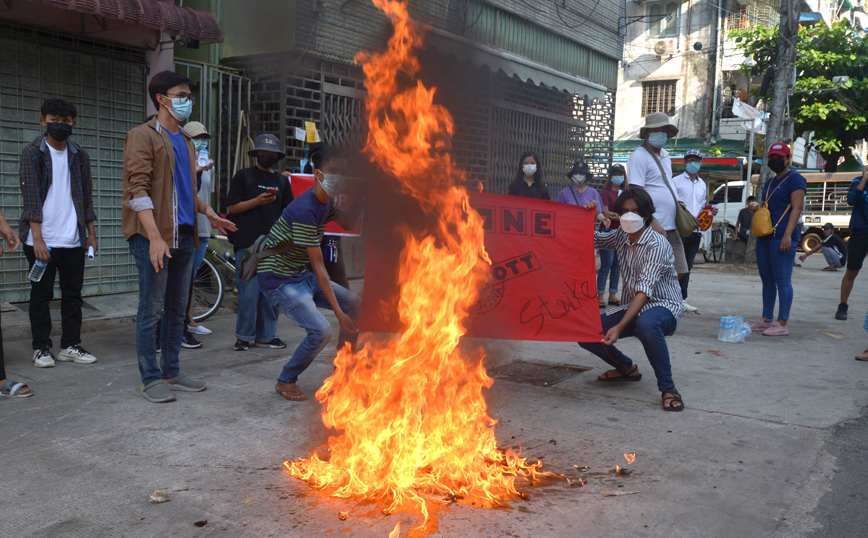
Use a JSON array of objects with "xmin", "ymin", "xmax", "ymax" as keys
[{"xmin": 654, "ymin": 39, "xmax": 675, "ymax": 57}]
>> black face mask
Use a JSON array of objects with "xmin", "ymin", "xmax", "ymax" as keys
[
  {"xmin": 257, "ymin": 155, "xmax": 280, "ymax": 169},
  {"xmin": 46, "ymin": 123, "xmax": 73, "ymax": 142},
  {"xmin": 768, "ymin": 159, "xmax": 787, "ymax": 173}
]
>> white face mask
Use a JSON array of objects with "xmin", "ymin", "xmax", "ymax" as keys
[
  {"xmin": 620, "ymin": 212, "xmax": 645, "ymax": 233},
  {"xmin": 522, "ymin": 164, "xmax": 537, "ymax": 177},
  {"xmin": 319, "ymin": 173, "xmax": 347, "ymax": 197},
  {"xmin": 648, "ymin": 132, "xmax": 668, "ymax": 149},
  {"xmin": 571, "ymin": 173, "xmax": 586, "ymax": 185}
]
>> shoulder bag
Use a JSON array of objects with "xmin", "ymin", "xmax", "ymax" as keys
[
  {"xmin": 751, "ymin": 172, "xmax": 791, "ymax": 237},
  {"xmin": 641, "ymin": 145, "xmax": 699, "ymax": 237}
]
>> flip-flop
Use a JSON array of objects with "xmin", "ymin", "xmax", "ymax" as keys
[
  {"xmin": 597, "ymin": 365, "xmax": 642, "ymax": 382},
  {"xmin": 662, "ymin": 388, "xmax": 684, "ymax": 412},
  {"xmin": 608, "ymin": 300, "xmax": 621, "ymax": 306},
  {"xmin": 276, "ymin": 385, "xmax": 308, "ymax": 401},
  {"xmin": 0, "ymin": 380, "xmax": 34, "ymax": 398}
]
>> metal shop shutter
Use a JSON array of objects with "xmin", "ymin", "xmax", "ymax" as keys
[{"xmin": 0, "ymin": 34, "xmax": 147, "ymax": 302}]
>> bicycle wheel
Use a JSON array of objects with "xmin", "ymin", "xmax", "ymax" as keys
[
  {"xmin": 191, "ymin": 258, "xmax": 224, "ymax": 322},
  {"xmin": 710, "ymin": 227, "xmax": 724, "ymax": 263}
]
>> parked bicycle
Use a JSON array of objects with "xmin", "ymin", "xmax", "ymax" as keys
[{"xmin": 191, "ymin": 235, "xmax": 236, "ymax": 322}]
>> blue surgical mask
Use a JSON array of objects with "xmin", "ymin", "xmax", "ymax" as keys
[
  {"xmin": 648, "ymin": 132, "xmax": 668, "ymax": 148},
  {"xmin": 686, "ymin": 162, "xmax": 701, "ymax": 174},
  {"xmin": 164, "ymin": 96, "xmax": 193, "ymax": 122},
  {"xmin": 193, "ymin": 139, "xmax": 208, "ymax": 152},
  {"xmin": 611, "ymin": 175, "xmax": 625, "ymax": 186}
]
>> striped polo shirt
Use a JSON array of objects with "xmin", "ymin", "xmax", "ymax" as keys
[
  {"xmin": 257, "ymin": 189, "xmax": 343, "ymax": 292},
  {"xmin": 595, "ymin": 226, "xmax": 684, "ymax": 320}
]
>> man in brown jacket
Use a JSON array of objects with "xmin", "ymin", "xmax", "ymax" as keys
[{"xmin": 123, "ymin": 70, "xmax": 235, "ymax": 403}]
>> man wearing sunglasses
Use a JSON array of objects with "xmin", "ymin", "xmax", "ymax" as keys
[{"xmin": 122, "ymin": 70, "xmax": 236, "ymax": 403}]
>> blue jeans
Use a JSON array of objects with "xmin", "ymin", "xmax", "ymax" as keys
[
  {"xmin": 234, "ymin": 247, "xmax": 280, "ymax": 343},
  {"xmin": 265, "ymin": 272, "xmax": 361, "ymax": 385},
  {"xmin": 192, "ymin": 240, "xmax": 208, "ymax": 275},
  {"xmin": 597, "ymin": 249, "xmax": 620, "ymax": 295},
  {"xmin": 756, "ymin": 236, "xmax": 796, "ymax": 321},
  {"xmin": 579, "ymin": 306, "xmax": 678, "ymax": 392},
  {"xmin": 130, "ymin": 231, "xmax": 194, "ymax": 385}
]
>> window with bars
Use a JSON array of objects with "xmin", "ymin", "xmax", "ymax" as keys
[{"xmin": 641, "ymin": 80, "xmax": 677, "ymax": 117}]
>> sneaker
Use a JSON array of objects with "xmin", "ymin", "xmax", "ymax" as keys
[
  {"xmin": 32, "ymin": 347, "xmax": 55, "ymax": 368},
  {"xmin": 164, "ymin": 374, "xmax": 207, "ymax": 392},
  {"xmin": 234, "ymin": 339, "xmax": 250, "ymax": 351},
  {"xmin": 140, "ymin": 380, "xmax": 176, "ymax": 403},
  {"xmin": 255, "ymin": 338, "xmax": 287, "ymax": 349},
  {"xmin": 682, "ymin": 301, "xmax": 699, "ymax": 313},
  {"xmin": 835, "ymin": 303, "xmax": 848, "ymax": 320},
  {"xmin": 58, "ymin": 345, "xmax": 97, "ymax": 364},
  {"xmin": 187, "ymin": 325, "xmax": 212, "ymax": 335},
  {"xmin": 181, "ymin": 332, "xmax": 202, "ymax": 349},
  {"xmin": 762, "ymin": 323, "xmax": 790, "ymax": 336},
  {"xmin": 750, "ymin": 319, "xmax": 776, "ymax": 331}
]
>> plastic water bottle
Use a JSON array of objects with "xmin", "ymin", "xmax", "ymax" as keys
[
  {"xmin": 197, "ymin": 148, "xmax": 211, "ymax": 167},
  {"xmin": 718, "ymin": 316, "xmax": 729, "ymax": 342},
  {"xmin": 28, "ymin": 247, "xmax": 51, "ymax": 282}
]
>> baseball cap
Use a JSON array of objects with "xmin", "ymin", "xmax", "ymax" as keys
[
  {"xmin": 767, "ymin": 142, "xmax": 792, "ymax": 158},
  {"xmin": 685, "ymin": 149, "xmax": 703, "ymax": 159},
  {"xmin": 823, "ymin": 222, "xmax": 835, "ymax": 230},
  {"xmin": 183, "ymin": 121, "xmax": 210, "ymax": 138},
  {"xmin": 608, "ymin": 163, "xmax": 626, "ymax": 176},
  {"xmin": 248, "ymin": 133, "xmax": 286, "ymax": 160}
]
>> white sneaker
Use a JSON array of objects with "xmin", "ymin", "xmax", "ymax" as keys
[
  {"xmin": 33, "ymin": 347, "xmax": 56, "ymax": 368},
  {"xmin": 58, "ymin": 345, "xmax": 98, "ymax": 364},
  {"xmin": 187, "ymin": 325, "xmax": 212, "ymax": 335},
  {"xmin": 683, "ymin": 301, "xmax": 699, "ymax": 313}
]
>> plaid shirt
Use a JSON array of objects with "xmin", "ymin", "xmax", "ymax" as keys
[{"xmin": 19, "ymin": 135, "xmax": 96, "ymax": 247}]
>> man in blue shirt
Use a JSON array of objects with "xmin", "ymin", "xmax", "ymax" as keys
[{"xmin": 836, "ymin": 166, "xmax": 868, "ymax": 320}]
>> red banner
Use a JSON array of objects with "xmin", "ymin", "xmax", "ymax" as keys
[
  {"xmin": 289, "ymin": 174, "xmax": 363, "ymax": 236},
  {"xmin": 359, "ymin": 191, "xmax": 603, "ymax": 342}
]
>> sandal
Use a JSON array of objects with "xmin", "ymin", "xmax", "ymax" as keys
[
  {"xmin": 598, "ymin": 301, "xmax": 607, "ymax": 308},
  {"xmin": 597, "ymin": 364, "xmax": 642, "ymax": 382},
  {"xmin": 276, "ymin": 384, "xmax": 308, "ymax": 401},
  {"xmin": 608, "ymin": 299, "xmax": 621, "ymax": 306},
  {"xmin": 662, "ymin": 388, "xmax": 684, "ymax": 412},
  {"xmin": 0, "ymin": 380, "xmax": 34, "ymax": 398}
]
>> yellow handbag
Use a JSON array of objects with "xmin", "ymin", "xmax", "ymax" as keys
[{"xmin": 752, "ymin": 173, "xmax": 791, "ymax": 237}]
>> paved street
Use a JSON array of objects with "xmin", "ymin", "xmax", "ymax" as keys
[{"xmin": 1, "ymin": 255, "xmax": 866, "ymax": 538}]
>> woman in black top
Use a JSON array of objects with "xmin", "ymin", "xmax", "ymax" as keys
[{"xmin": 507, "ymin": 151, "xmax": 550, "ymax": 200}]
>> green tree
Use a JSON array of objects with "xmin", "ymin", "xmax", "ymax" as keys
[{"xmin": 731, "ymin": 21, "xmax": 868, "ymax": 171}]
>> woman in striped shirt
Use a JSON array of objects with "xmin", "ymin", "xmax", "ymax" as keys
[{"xmin": 579, "ymin": 188, "xmax": 686, "ymax": 411}]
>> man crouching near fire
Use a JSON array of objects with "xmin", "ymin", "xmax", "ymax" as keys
[
  {"xmin": 578, "ymin": 188, "xmax": 685, "ymax": 411},
  {"xmin": 256, "ymin": 145, "xmax": 364, "ymax": 401}
]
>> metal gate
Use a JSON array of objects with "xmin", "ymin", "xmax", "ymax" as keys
[
  {"xmin": 0, "ymin": 31, "xmax": 147, "ymax": 303},
  {"xmin": 320, "ymin": 82, "xmax": 367, "ymax": 158},
  {"xmin": 489, "ymin": 100, "xmax": 586, "ymax": 196},
  {"xmin": 174, "ymin": 59, "xmax": 251, "ymax": 212}
]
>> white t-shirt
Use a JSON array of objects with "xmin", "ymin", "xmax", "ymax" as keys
[
  {"xmin": 673, "ymin": 172, "xmax": 707, "ymax": 217},
  {"xmin": 196, "ymin": 167, "xmax": 214, "ymax": 238},
  {"xmin": 26, "ymin": 145, "xmax": 80, "ymax": 248},
  {"xmin": 626, "ymin": 145, "xmax": 677, "ymax": 230}
]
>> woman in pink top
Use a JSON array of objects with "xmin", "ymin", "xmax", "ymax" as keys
[{"xmin": 597, "ymin": 164, "xmax": 628, "ymax": 307}]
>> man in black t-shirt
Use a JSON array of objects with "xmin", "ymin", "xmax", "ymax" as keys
[
  {"xmin": 799, "ymin": 222, "xmax": 847, "ymax": 271},
  {"xmin": 226, "ymin": 134, "xmax": 294, "ymax": 351},
  {"xmin": 735, "ymin": 195, "xmax": 755, "ymax": 241}
]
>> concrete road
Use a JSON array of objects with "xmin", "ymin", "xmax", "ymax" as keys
[{"xmin": 1, "ymin": 255, "xmax": 866, "ymax": 538}]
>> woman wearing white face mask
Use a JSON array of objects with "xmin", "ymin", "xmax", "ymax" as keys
[
  {"xmin": 578, "ymin": 188, "xmax": 686, "ymax": 412},
  {"xmin": 507, "ymin": 151, "xmax": 550, "ymax": 200},
  {"xmin": 597, "ymin": 164, "xmax": 629, "ymax": 308}
]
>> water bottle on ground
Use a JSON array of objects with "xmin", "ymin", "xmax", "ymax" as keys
[
  {"xmin": 28, "ymin": 247, "xmax": 51, "ymax": 282},
  {"xmin": 717, "ymin": 316, "xmax": 731, "ymax": 342},
  {"xmin": 197, "ymin": 148, "xmax": 211, "ymax": 167}
]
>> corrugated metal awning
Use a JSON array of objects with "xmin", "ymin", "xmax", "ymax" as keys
[
  {"xmin": 425, "ymin": 28, "xmax": 607, "ymax": 102},
  {"xmin": 25, "ymin": 0, "xmax": 223, "ymax": 43}
]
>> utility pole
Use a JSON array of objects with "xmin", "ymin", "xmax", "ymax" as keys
[{"xmin": 744, "ymin": 0, "xmax": 797, "ymax": 263}]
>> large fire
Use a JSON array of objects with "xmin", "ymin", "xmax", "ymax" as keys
[{"xmin": 284, "ymin": 0, "xmax": 546, "ymax": 533}]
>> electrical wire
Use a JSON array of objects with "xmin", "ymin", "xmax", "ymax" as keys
[{"xmin": 552, "ymin": 0, "xmax": 601, "ymax": 32}]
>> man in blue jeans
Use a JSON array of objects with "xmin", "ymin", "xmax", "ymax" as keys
[
  {"xmin": 122, "ymin": 71, "xmax": 235, "ymax": 403},
  {"xmin": 578, "ymin": 188, "xmax": 686, "ymax": 411},
  {"xmin": 257, "ymin": 145, "xmax": 364, "ymax": 401}
]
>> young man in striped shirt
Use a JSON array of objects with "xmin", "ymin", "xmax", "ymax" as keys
[
  {"xmin": 579, "ymin": 188, "xmax": 686, "ymax": 411},
  {"xmin": 257, "ymin": 146, "xmax": 363, "ymax": 401}
]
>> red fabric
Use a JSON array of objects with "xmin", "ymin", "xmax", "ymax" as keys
[
  {"xmin": 288, "ymin": 174, "xmax": 363, "ymax": 236},
  {"xmin": 359, "ymin": 191, "xmax": 603, "ymax": 342},
  {"xmin": 600, "ymin": 188, "xmax": 620, "ymax": 230},
  {"xmin": 27, "ymin": 0, "xmax": 223, "ymax": 42}
]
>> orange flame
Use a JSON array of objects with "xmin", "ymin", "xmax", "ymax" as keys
[
  {"xmin": 624, "ymin": 453, "xmax": 636, "ymax": 465},
  {"xmin": 285, "ymin": 0, "xmax": 546, "ymax": 532}
]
